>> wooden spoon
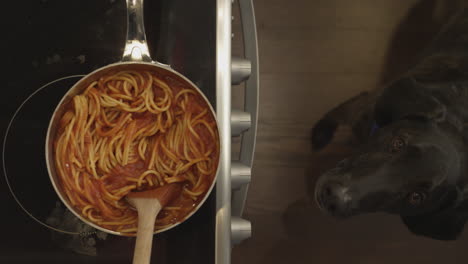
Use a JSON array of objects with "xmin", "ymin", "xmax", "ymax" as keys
[{"xmin": 126, "ymin": 183, "xmax": 182, "ymax": 264}]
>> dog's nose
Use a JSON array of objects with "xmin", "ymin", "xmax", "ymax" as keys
[{"xmin": 316, "ymin": 181, "xmax": 352, "ymax": 217}]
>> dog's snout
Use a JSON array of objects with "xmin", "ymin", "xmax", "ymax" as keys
[
  {"xmin": 336, "ymin": 158, "xmax": 350, "ymax": 169},
  {"xmin": 316, "ymin": 181, "xmax": 353, "ymax": 217}
]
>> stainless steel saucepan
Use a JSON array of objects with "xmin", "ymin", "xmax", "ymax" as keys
[{"xmin": 45, "ymin": 0, "xmax": 220, "ymax": 236}]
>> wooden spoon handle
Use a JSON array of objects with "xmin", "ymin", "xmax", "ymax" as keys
[{"xmin": 132, "ymin": 199, "xmax": 162, "ymax": 264}]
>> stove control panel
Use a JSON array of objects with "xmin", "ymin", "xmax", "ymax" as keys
[{"xmin": 229, "ymin": 0, "xmax": 258, "ymax": 248}]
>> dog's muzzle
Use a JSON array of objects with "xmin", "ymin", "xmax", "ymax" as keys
[{"xmin": 316, "ymin": 180, "xmax": 354, "ymax": 218}]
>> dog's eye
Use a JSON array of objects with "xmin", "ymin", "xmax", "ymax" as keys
[
  {"xmin": 407, "ymin": 191, "xmax": 426, "ymax": 206},
  {"xmin": 390, "ymin": 137, "xmax": 406, "ymax": 153}
]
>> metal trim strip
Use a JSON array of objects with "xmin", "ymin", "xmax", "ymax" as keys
[{"xmin": 215, "ymin": 0, "xmax": 233, "ymax": 263}]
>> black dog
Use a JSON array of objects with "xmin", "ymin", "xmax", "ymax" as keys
[{"xmin": 313, "ymin": 6, "xmax": 468, "ymax": 241}]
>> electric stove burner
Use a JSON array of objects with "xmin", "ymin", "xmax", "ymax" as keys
[
  {"xmin": 2, "ymin": 74, "xmax": 217, "ymax": 260},
  {"xmin": 3, "ymin": 75, "xmax": 94, "ymax": 235}
]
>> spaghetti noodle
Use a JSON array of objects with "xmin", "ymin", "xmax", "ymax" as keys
[{"xmin": 53, "ymin": 70, "xmax": 219, "ymax": 233}]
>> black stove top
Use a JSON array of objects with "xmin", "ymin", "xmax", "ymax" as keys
[{"xmin": 0, "ymin": 1, "xmax": 216, "ymax": 263}]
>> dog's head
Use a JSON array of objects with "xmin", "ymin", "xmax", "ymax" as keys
[{"xmin": 314, "ymin": 118, "xmax": 466, "ymax": 240}]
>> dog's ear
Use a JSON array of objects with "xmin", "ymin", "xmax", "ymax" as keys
[
  {"xmin": 312, "ymin": 91, "xmax": 376, "ymax": 150},
  {"xmin": 374, "ymin": 78, "xmax": 446, "ymax": 126},
  {"xmin": 400, "ymin": 187, "xmax": 466, "ymax": 240}
]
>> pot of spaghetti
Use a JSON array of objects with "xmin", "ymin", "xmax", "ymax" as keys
[{"xmin": 44, "ymin": 0, "xmax": 220, "ymax": 236}]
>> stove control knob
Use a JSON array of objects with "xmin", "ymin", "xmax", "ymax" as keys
[
  {"xmin": 231, "ymin": 217, "xmax": 252, "ymax": 245},
  {"xmin": 231, "ymin": 57, "xmax": 251, "ymax": 85},
  {"xmin": 231, "ymin": 161, "xmax": 251, "ymax": 189},
  {"xmin": 231, "ymin": 109, "xmax": 251, "ymax": 136}
]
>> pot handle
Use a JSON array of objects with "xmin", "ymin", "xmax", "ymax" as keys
[{"xmin": 122, "ymin": 0, "xmax": 152, "ymax": 62}]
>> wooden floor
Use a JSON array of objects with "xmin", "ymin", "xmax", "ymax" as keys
[{"xmin": 231, "ymin": 0, "xmax": 468, "ymax": 263}]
